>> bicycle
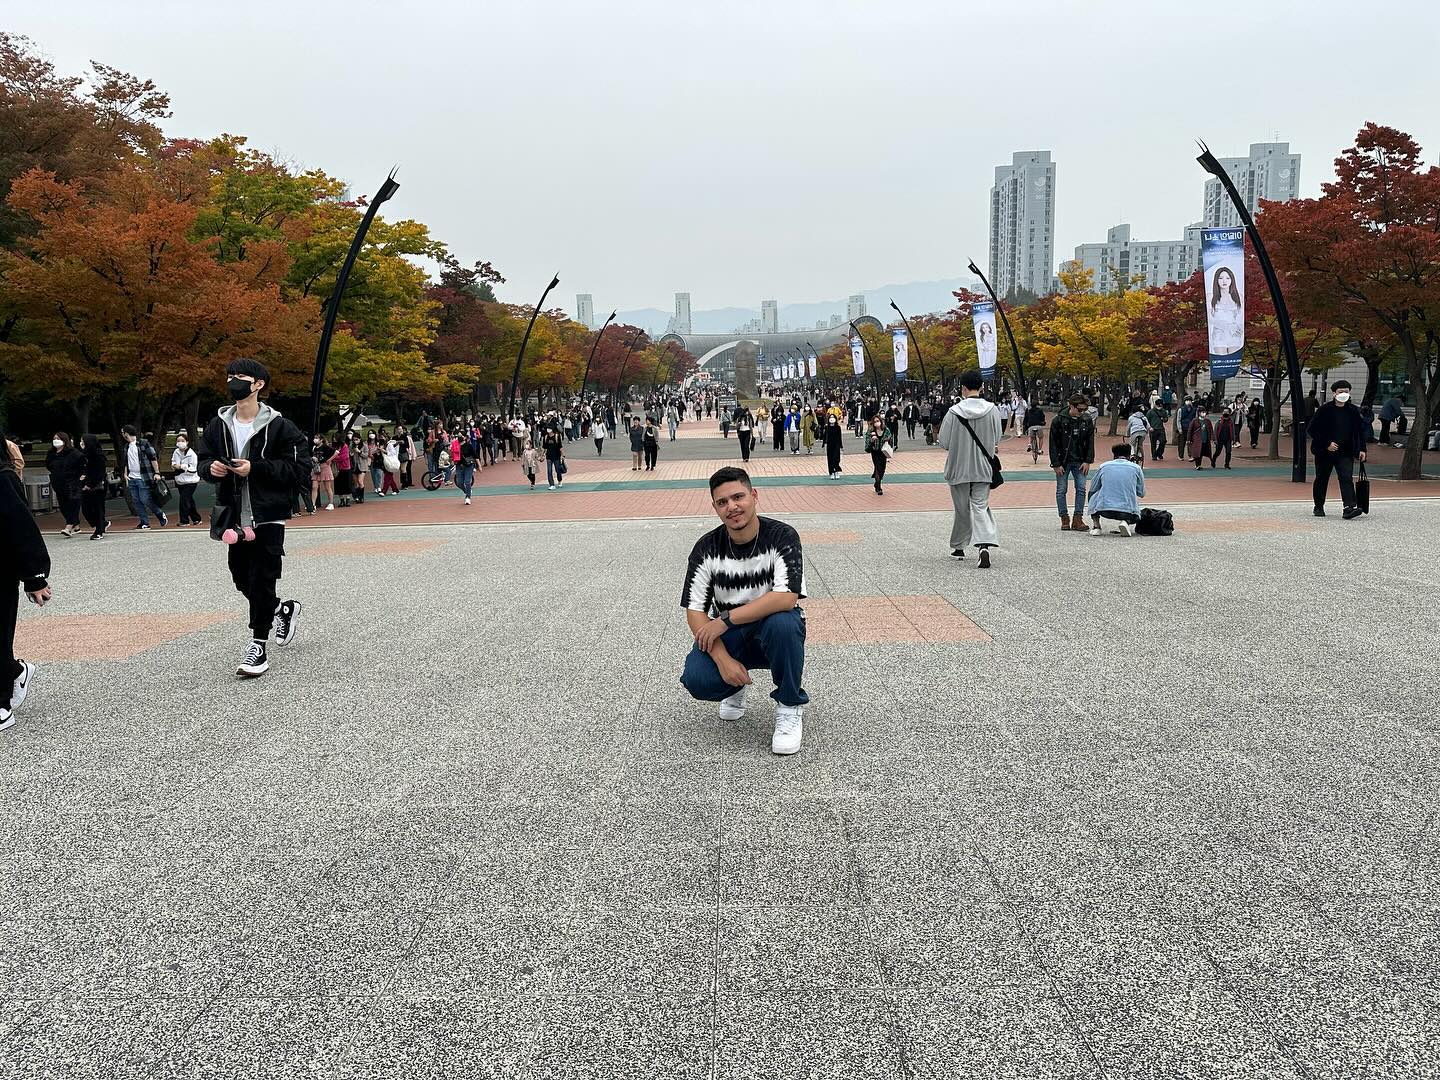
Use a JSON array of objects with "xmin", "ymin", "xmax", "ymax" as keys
[{"xmin": 1027, "ymin": 428, "xmax": 1043, "ymax": 464}]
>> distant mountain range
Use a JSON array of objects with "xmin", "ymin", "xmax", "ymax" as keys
[{"xmin": 608, "ymin": 278, "xmax": 976, "ymax": 335}]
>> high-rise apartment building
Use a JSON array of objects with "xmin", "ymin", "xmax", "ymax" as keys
[
  {"xmin": 846, "ymin": 294, "xmax": 867, "ymax": 322},
  {"xmin": 1202, "ymin": 142, "xmax": 1301, "ymax": 229},
  {"xmin": 989, "ymin": 151, "xmax": 1056, "ymax": 298},
  {"xmin": 576, "ymin": 294, "xmax": 594, "ymax": 329},
  {"xmin": 761, "ymin": 300, "xmax": 778, "ymax": 333},
  {"xmin": 1073, "ymin": 223, "xmax": 1203, "ymax": 293},
  {"xmin": 673, "ymin": 292, "xmax": 692, "ymax": 335}
]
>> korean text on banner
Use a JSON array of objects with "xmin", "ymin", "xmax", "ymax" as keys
[
  {"xmin": 1201, "ymin": 227, "xmax": 1245, "ymax": 381},
  {"xmin": 972, "ymin": 302, "xmax": 998, "ymax": 381}
]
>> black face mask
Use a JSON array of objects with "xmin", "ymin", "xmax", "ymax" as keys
[{"xmin": 227, "ymin": 378, "xmax": 253, "ymax": 401}]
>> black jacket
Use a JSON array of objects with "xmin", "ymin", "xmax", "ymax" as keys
[
  {"xmin": 1, "ymin": 471, "xmax": 50, "ymax": 590},
  {"xmin": 1307, "ymin": 401, "xmax": 1367, "ymax": 457},
  {"xmin": 45, "ymin": 446, "xmax": 84, "ymax": 494},
  {"xmin": 197, "ymin": 404, "xmax": 311, "ymax": 525},
  {"xmin": 1049, "ymin": 411, "xmax": 1096, "ymax": 468},
  {"xmin": 79, "ymin": 444, "xmax": 108, "ymax": 491}
]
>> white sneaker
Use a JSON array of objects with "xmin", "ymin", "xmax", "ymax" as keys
[
  {"xmin": 464, "ymin": 497, "xmax": 471, "ymax": 505},
  {"xmin": 717, "ymin": 687, "xmax": 747, "ymax": 721},
  {"xmin": 1088, "ymin": 524, "xmax": 1101, "ymax": 536},
  {"xmin": 324, "ymin": 503, "xmax": 335, "ymax": 511},
  {"xmin": 547, "ymin": 485, "xmax": 555, "ymax": 490},
  {"xmin": 1116, "ymin": 522, "xmax": 1135, "ymax": 537},
  {"xmin": 11, "ymin": 660, "xmax": 34, "ymax": 711},
  {"xmin": 772, "ymin": 705, "xmax": 803, "ymax": 755}
]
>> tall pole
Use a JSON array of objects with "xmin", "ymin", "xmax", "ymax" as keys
[
  {"xmin": 1197, "ymin": 141, "xmax": 1306, "ymax": 483},
  {"xmin": 888, "ymin": 300, "xmax": 931, "ymax": 399},
  {"xmin": 966, "ymin": 261, "xmax": 1028, "ymax": 401},
  {"xmin": 849, "ymin": 321, "xmax": 880, "ymax": 396},
  {"xmin": 309, "ymin": 170, "xmax": 399, "ymax": 437},
  {"xmin": 579, "ymin": 310, "xmax": 617, "ymax": 398},
  {"xmin": 806, "ymin": 342, "xmax": 821, "ymax": 394},
  {"xmin": 651, "ymin": 340, "xmax": 675, "ymax": 387},
  {"xmin": 613, "ymin": 328, "xmax": 645, "ymax": 410},
  {"xmin": 506, "ymin": 273, "xmax": 560, "ymax": 421}
]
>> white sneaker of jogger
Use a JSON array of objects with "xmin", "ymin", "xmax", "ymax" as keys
[
  {"xmin": 717, "ymin": 686, "xmax": 747, "ymax": 721},
  {"xmin": 772, "ymin": 704, "xmax": 803, "ymax": 755}
]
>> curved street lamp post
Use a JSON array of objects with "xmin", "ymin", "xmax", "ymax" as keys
[
  {"xmin": 965, "ymin": 260, "xmax": 1029, "ymax": 402},
  {"xmin": 579, "ymin": 310, "xmax": 617, "ymax": 398},
  {"xmin": 888, "ymin": 299, "xmax": 931, "ymax": 399},
  {"xmin": 849, "ymin": 321, "xmax": 881, "ymax": 395},
  {"xmin": 506, "ymin": 273, "xmax": 560, "ymax": 421}
]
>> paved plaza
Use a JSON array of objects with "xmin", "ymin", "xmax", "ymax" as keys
[{"xmin": 4, "ymin": 492, "xmax": 1439, "ymax": 1077}]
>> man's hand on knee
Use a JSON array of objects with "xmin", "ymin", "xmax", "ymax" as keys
[{"xmin": 716, "ymin": 655, "xmax": 752, "ymax": 687}]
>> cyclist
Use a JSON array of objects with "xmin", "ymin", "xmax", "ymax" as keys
[{"xmin": 1022, "ymin": 402, "xmax": 1047, "ymax": 462}]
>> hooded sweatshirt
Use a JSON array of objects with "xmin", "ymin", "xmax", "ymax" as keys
[{"xmin": 937, "ymin": 397, "xmax": 1002, "ymax": 485}]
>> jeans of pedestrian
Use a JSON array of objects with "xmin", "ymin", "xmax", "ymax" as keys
[
  {"xmin": 177, "ymin": 483, "xmax": 199, "ymax": 524},
  {"xmin": 455, "ymin": 463, "xmax": 474, "ymax": 496},
  {"xmin": 1055, "ymin": 465, "xmax": 1087, "ymax": 517},
  {"xmin": 127, "ymin": 477, "xmax": 160, "ymax": 526},
  {"xmin": 1150, "ymin": 429, "xmax": 1167, "ymax": 459},
  {"xmin": 227, "ymin": 523, "xmax": 285, "ymax": 638},
  {"xmin": 906, "ymin": 421, "xmax": 917, "ymax": 439},
  {"xmin": 949, "ymin": 481, "xmax": 998, "ymax": 549},
  {"xmin": 1314, "ymin": 452, "xmax": 1356, "ymax": 510},
  {"xmin": 546, "ymin": 457, "xmax": 563, "ymax": 486},
  {"xmin": 680, "ymin": 609, "xmax": 809, "ymax": 707},
  {"xmin": 668, "ymin": 419, "xmax": 678, "ymax": 440}
]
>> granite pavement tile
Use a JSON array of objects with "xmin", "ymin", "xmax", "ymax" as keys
[
  {"xmin": 0, "ymin": 996, "xmax": 198, "ymax": 1080},
  {"xmin": 1313, "ymin": 894, "xmax": 1440, "ymax": 978},
  {"xmin": 149, "ymin": 996, "xmax": 359, "ymax": 1080},
  {"xmin": 339, "ymin": 993, "xmax": 546, "ymax": 1079},
  {"xmin": 719, "ymin": 905, "xmax": 886, "ymax": 991},
  {"xmin": 221, "ymin": 908, "xmax": 427, "ymax": 999},
  {"xmin": 850, "ymin": 841, "xmax": 999, "ymax": 907},
  {"xmin": 390, "ymin": 909, "xmax": 574, "ymax": 996},
  {"xmin": 720, "ymin": 838, "xmax": 863, "ymax": 907},
  {"xmin": 714, "ymin": 990, "xmax": 905, "ymax": 1080},
  {"xmin": 891, "ymin": 985, "xmax": 1103, "ymax": 1079},
  {"xmin": 558, "ymin": 907, "xmax": 717, "ymax": 994},
  {"xmin": 871, "ymin": 901, "xmax": 1042, "ymax": 991},
  {"xmin": 531, "ymin": 992, "xmax": 712, "ymax": 1080}
]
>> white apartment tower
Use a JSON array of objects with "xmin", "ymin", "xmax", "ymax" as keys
[
  {"xmin": 1202, "ymin": 142, "xmax": 1301, "ymax": 229},
  {"xmin": 1073, "ymin": 223, "xmax": 1204, "ymax": 293},
  {"xmin": 576, "ymin": 294, "xmax": 594, "ymax": 329},
  {"xmin": 989, "ymin": 151, "xmax": 1056, "ymax": 299},
  {"xmin": 673, "ymin": 293, "xmax": 692, "ymax": 335},
  {"xmin": 761, "ymin": 300, "xmax": 779, "ymax": 334},
  {"xmin": 846, "ymin": 294, "xmax": 867, "ymax": 322}
]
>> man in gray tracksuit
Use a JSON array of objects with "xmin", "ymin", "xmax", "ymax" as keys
[{"xmin": 937, "ymin": 369, "xmax": 1003, "ymax": 569}]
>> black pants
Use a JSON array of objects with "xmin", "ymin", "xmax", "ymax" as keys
[
  {"xmin": 401, "ymin": 460, "xmax": 413, "ymax": 487},
  {"xmin": 294, "ymin": 485, "xmax": 313, "ymax": 514},
  {"xmin": 178, "ymin": 483, "xmax": 200, "ymax": 524},
  {"xmin": 644, "ymin": 444, "xmax": 657, "ymax": 469},
  {"xmin": 1150, "ymin": 429, "xmax": 1166, "ymax": 460},
  {"xmin": 773, "ymin": 426, "xmax": 784, "ymax": 451},
  {"xmin": 1314, "ymin": 453, "xmax": 1356, "ymax": 510},
  {"xmin": 228, "ymin": 523, "xmax": 286, "ymax": 638},
  {"xmin": 2, "ymin": 581, "xmax": 19, "ymax": 706},
  {"xmin": 906, "ymin": 420, "xmax": 917, "ymax": 439},
  {"xmin": 870, "ymin": 450, "xmax": 887, "ymax": 490},
  {"xmin": 826, "ymin": 443, "xmax": 842, "ymax": 474},
  {"xmin": 81, "ymin": 488, "xmax": 108, "ymax": 534},
  {"xmin": 738, "ymin": 432, "xmax": 752, "ymax": 461},
  {"xmin": 56, "ymin": 488, "xmax": 81, "ymax": 528},
  {"xmin": 1216, "ymin": 441, "xmax": 1232, "ymax": 468},
  {"xmin": 1248, "ymin": 423, "xmax": 1260, "ymax": 448}
]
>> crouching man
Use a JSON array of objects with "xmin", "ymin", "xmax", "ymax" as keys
[
  {"xmin": 680, "ymin": 467, "xmax": 808, "ymax": 755},
  {"xmin": 1085, "ymin": 443, "xmax": 1146, "ymax": 536}
]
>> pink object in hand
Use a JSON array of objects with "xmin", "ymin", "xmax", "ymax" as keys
[{"xmin": 221, "ymin": 526, "xmax": 256, "ymax": 544}]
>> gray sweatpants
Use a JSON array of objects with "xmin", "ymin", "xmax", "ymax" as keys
[{"xmin": 949, "ymin": 482, "xmax": 998, "ymax": 549}]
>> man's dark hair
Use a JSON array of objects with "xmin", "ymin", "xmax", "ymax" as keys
[
  {"xmin": 1069, "ymin": 394, "xmax": 1089, "ymax": 409},
  {"xmin": 709, "ymin": 466, "xmax": 753, "ymax": 494},
  {"xmin": 1112, "ymin": 443, "xmax": 1132, "ymax": 459},
  {"xmin": 227, "ymin": 357, "xmax": 271, "ymax": 386},
  {"xmin": 1331, "ymin": 379, "xmax": 1351, "ymax": 392},
  {"xmin": 122, "ymin": 423, "xmax": 138, "ymax": 437},
  {"xmin": 959, "ymin": 370, "xmax": 983, "ymax": 391}
]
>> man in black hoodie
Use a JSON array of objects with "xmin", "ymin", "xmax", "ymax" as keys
[
  {"xmin": 1306, "ymin": 379, "xmax": 1368, "ymax": 519},
  {"xmin": 1, "ymin": 434, "xmax": 51, "ymax": 731},
  {"xmin": 198, "ymin": 358, "xmax": 312, "ymax": 677}
]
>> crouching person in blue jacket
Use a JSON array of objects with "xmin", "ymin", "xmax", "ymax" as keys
[{"xmin": 1084, "ymin": 443, "xmax": 1146, "ymax": 537}]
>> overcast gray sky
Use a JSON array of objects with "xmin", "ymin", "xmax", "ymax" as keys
[{"xmin": 12, "ymin": 0, "xmax": 1440, "ymax": 315}]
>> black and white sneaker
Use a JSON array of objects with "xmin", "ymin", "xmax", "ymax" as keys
[
  {"xmin": 11, "ymin": 660, "xmax": 34, "ymax": 712},
  {"xmin": 275, "ymin": 600, "xmax": 301, "ymax": 648},
  {"xmin": 951, "ymin": 548, "xmax": 965, "ymax": 559},
  {"xmin": 237, "ymin": 639, "xmax": 269, "ymax": 678}
]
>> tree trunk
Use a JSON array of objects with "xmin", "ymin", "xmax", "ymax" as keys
[
  {"xmin": 73, "ymin": 396, "xmax": 92, "ymax": 436},
  {"xmin": 183, "ymin": 396, "xmax": 201, "ymax": 443},
  {"xmin": 1265, "ymin": 363, "xmax": 1284, "ymax": 461},
  {"xmin": 1399, "ymin": 344, "xmax": 1437, "ymax": 481}
]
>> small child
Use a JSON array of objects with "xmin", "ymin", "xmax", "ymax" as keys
[{"xmin": 521, "ymin": 442, "xmax": 539, "ymax": 488}]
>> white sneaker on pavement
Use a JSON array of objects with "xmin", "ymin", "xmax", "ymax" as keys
[
  {"xmin": 717, "ymin": 687, "xmax": 747, "ymax": 721},
  {"xmin": 772, "ymin": 705, "xmax": 803, "ymax": 755},
  {"xmin": 1116, "ymin": 522, "xmax": 1135, "ymax": 536},
  {"xmin": 1088, "ymin": 524, "xmax": 1101, "ymax": 535}
]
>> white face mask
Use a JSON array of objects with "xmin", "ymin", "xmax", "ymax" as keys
[
  {"xmin": 1336, "ymin": 392, "xmax": 1351, "ymax": 403},
  {"xmin": 176, "ymin": 441, "xmax": 188, "ymax": 450},
  {"xmin": 52, "ymin": 439, "xmax": 64, "ymax": 449}
]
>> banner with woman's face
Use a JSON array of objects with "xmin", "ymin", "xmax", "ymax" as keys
[
  {"xmin": 1201, "ymin": 228, "xmax": 1245, "ymax": 380},
  {"xmin": 972, "ymin": 302, "xmax": 998, "ymax": 381}
]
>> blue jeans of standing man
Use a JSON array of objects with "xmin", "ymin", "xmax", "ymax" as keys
[
  {"xmin": 680, "ymin": 609, "xmax": 809, "ymax": 707},
  {"xmin": 546, "ymin": 457, "xmax": 563, "ymax": 486},
  {"xmin": 1055, "ymin": 464, "xmax": 1087, "ymax": 517},
  {"xmin": 454, "ymin": 462, "xmax": 474, "ymax": 497},
  {"xmin": 127, "ymin": 477, "xmax": 163, "ymax": 527}
]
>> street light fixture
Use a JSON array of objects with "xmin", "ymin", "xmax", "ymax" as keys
[
  {"xmin": 966, "ymin": 260, "xmax": 1029, "ymax": 401},
  {"xmin": 579, "ymin": 310, "xmax": 617, "ymax": 398},
  {"xmin": 888, "ymin": 299, "xmax": 931, "ymax": 398},
  {"xmin": 506, "ymin": 272, "xmax": 560, "ymax": 421}
]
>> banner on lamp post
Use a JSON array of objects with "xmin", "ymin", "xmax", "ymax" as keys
[
  {"xmin": 1201, "ymin": 227, "xmax": 1245, "ymax": 381},
  {"xmin": 850, "ymin": 336, "xmax": 865, "ymax": 376},
  {"xmin": 972, "ymin": 302, "xmax": 998, "ymax": 381},
  {"xmin": 807, "ymin": 353, "xmax": 818, "ymax": 378},
  {"xmin": 772, "ymin": 365, "xmax": 781, "ymax": 382},
  {"xmin": 892, "ymin": 328, "xmax": 909, "ymax": 378}
]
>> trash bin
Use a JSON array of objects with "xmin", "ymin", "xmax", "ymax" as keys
[{"xmin": 24, "ymin": 479, "xmax": 53, "ymax": 513}]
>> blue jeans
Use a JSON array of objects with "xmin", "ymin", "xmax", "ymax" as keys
[
  {"xmin": 681, "ymin": 609, "xmax": 809, "ymax": 707},
  {"xmin": 371, "ymin": 466, "xmax": 383, "ymax": 490},
  {"xmin": 546, "ymin": 458, "xmax": 563, "ymax": 486},
  {"xmin": 1055, "ymin": 464, "xmax": 1087, "ymax": 517},
  {"xmin": 454, "ymin": 463, "xmax": 474, "ymax": 496},
  {"xmin": 127, "ymin": 477, "xmax": 161, "ymax": 526}
]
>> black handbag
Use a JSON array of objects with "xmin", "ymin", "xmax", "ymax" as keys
[
  {"xmin": 149, "ymin": 475, "xmax": 172, "ymax": 506},
  {"xmin": 956, "ymin": 414, "xmax": 1005, "ymax": 489},
  {"xmin": 1356, "ymin": 462, "xmax": 1370, "ymax": 514}
]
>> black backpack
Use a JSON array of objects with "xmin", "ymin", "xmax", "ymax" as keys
[{"xmin": 1136, "ymin": 508, "xmax": 1174, "ymax": 536}]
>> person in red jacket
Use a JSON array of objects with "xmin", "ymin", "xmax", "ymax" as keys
[{"xmin": 1, "ymin": 433, "xmax": 52, "ymax": 731}]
